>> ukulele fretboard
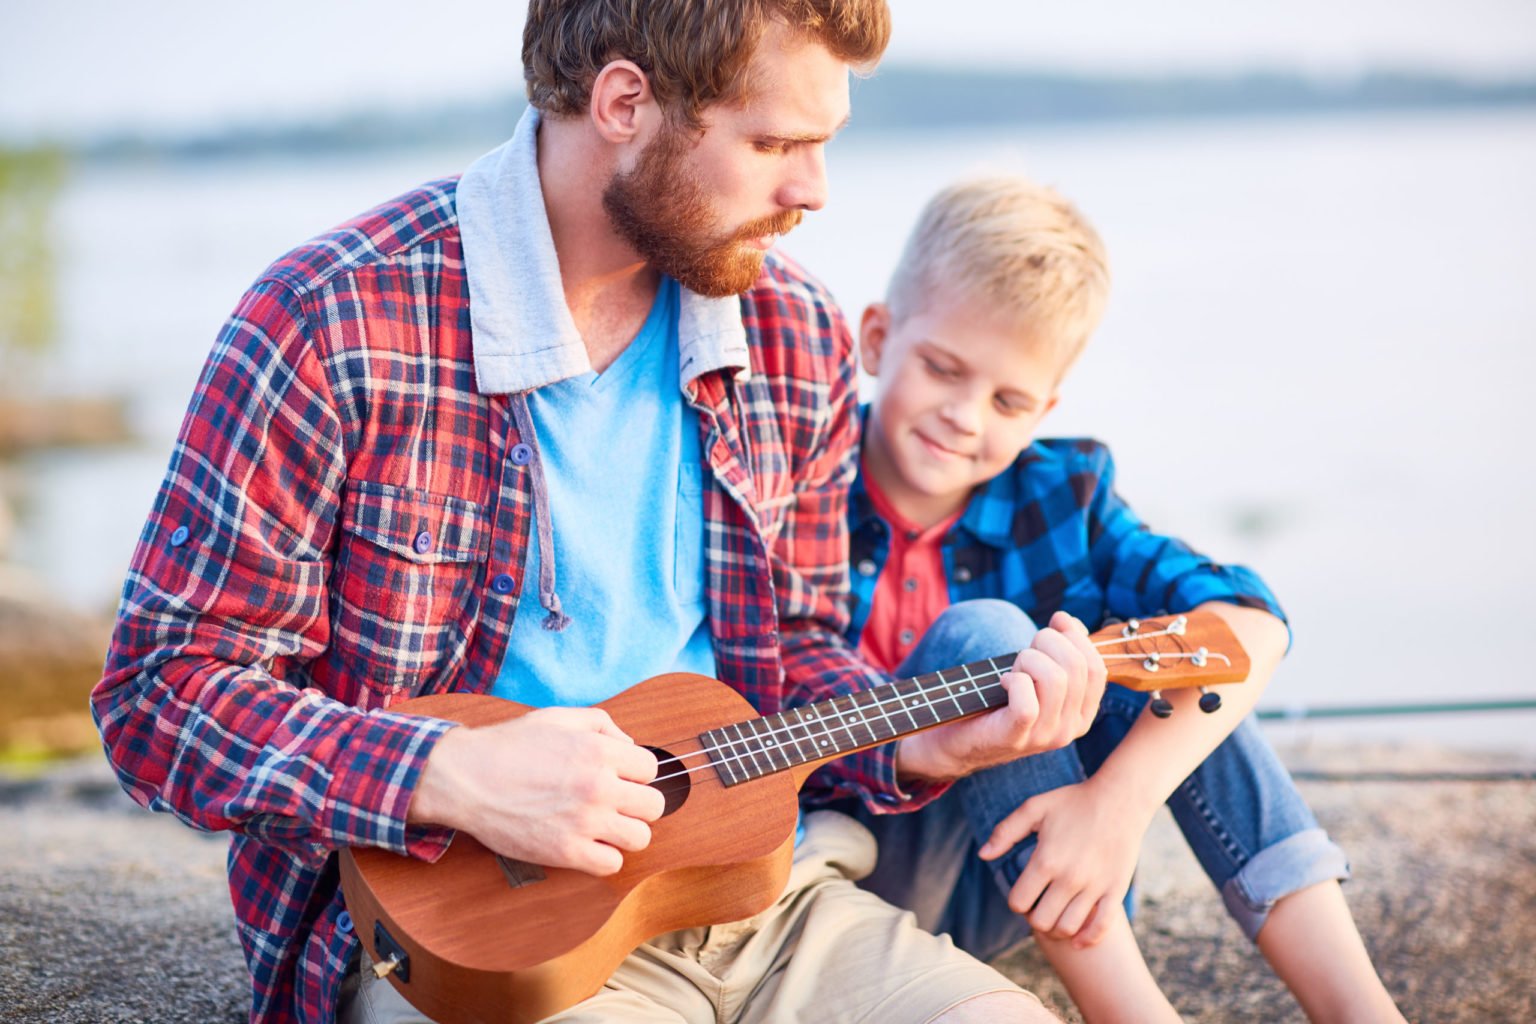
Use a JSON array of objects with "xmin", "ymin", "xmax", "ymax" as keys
[{"xmin": 700, "ymin": 654, "xmax": 1014, "ymax": 786}]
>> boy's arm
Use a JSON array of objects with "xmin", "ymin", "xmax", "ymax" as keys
[{"xmin": 983, "ymin": 443, "xmax": 1291, "ymax": 941}]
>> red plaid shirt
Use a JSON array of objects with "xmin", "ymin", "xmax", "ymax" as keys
[{"xmin": 92, "ymin": 178, "xmax": 908, "ymax": 1023}]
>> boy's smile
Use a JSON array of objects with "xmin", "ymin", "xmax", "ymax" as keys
[{"xmin": 860, "ymin": 296, "xmax": 1061, "ymax": 528}]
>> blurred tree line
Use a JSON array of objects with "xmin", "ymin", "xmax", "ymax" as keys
[{"xmin": 0, "ymin": 146, "xmax": 66, "ymax": 391}]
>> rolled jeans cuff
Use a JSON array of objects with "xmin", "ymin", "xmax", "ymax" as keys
[{"xmin": 1221, "ymin": 827, "xmax": 1351, "ymax": 941}]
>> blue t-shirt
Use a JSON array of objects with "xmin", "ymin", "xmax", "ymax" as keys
[{"xmin": 493, "ymin": 277, "xmax": 715, "ymax": 706}]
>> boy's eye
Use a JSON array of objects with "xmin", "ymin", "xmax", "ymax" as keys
[
  {"xmin": 994, "ymin": 395, "xmax": 1030, "ymax": 415},
  {"xmin": 922, "ymin": 357, "xmax": 960, "ymax": 379}
]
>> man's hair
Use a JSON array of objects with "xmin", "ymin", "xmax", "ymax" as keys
[
  {"xmin": 523, "ymin": 0, "xmax": 890, "ymax": 129},
  {"xmin": 887, "ymin": 177, "xmax": 1111, "ymax": 375}
]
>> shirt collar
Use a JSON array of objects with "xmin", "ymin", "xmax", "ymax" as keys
[
  {"xmin": 957, "ymin": 448, "xmax": 1034, "ymax": 549},
  {"xmin": 456, "ymin": 106, "xmax": 751, "ymax": 396}
]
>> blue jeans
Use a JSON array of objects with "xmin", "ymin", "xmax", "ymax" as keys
[{"xmin": 847, "ymin": 600, "xmax": 1350, "ymax": 960}]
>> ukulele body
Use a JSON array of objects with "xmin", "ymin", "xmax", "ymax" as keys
[{"xmin": 339, "ymin": 672, "xmax": 800, "ymax": 1024}]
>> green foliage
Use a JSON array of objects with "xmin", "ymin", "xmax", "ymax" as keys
[{"xmin": 0, "ymin": 146, "xmax": 67, "ymax": 375}]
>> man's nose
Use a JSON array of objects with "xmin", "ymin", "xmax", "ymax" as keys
[{"xmin": 779, "ymin": 145, "xmax": 829, "ymax": 212}]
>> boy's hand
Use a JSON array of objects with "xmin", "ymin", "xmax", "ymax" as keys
[
  {"xmin": 979, "ymin": 776, "xmax": 1154, "ymax": 947},
  {"xmin": 895, "ymin": 611, "xmax": 1107, "ymax": 782},
  {"xmin": 409, "ymin": 707, "xmax": 664, "ymax": 878}
]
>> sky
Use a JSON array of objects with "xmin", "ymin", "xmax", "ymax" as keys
[{"xmin": 2, "ymin": 0, "xmax": 1535, "ymax": 141}]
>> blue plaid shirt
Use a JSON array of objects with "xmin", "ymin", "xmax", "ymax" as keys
[{"xmin": 846, "ymin": 435, "xmax": 1286, "ymax": 646}]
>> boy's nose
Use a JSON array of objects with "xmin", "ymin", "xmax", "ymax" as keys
[{"xmin": 940, "ymin": 397, "xmax": 983, "ymax": 434}]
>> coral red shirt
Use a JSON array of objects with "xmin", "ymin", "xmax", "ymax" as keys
[{"xmin": 855, "ymin": 469, "xmax": 963, "ymax": 675}]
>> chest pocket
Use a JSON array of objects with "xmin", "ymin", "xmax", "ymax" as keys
[{"xmin": 333, "ymin": 481, "xmax": 490, "ymax": 694}]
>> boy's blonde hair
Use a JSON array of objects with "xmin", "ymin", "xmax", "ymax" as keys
[{"xmin": 886, "ymin": 176, "xmax": 1110, "ymax": 375}]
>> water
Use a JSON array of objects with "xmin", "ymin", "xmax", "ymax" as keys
[{"xmin": 12, "ymin": 108, "xmax": 1536, "ymax": 752}]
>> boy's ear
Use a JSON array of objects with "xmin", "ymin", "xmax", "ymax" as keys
[{"xmin": 858, "ymin": 302, "xmax": 891, "ymax": 376}]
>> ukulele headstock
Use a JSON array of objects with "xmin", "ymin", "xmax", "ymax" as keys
[{"xmin": 1088, "ymin": 611, "xmax": 1250, "ymax": 698}]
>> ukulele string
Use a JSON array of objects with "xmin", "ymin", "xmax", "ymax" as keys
[
  {"xmin": 647, "ymin": 627, "xmax": 1221, "ymax": 786},
  {"xmin": 647, "ymin": 622, "xmax": 1197, "ymax": 764}
]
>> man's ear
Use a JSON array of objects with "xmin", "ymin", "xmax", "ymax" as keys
[
  {"xmin": 589, "ymin": 60, "xmax": 655, "ymax": 145},
  {"xmin": 859, "ymin": 302, "xmax": 891, "ymax": 376}
]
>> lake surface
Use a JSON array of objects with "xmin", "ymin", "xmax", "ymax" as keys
[{"xmin": 12, "ymin": 107, "xmax": 1536, "ymax": 752}]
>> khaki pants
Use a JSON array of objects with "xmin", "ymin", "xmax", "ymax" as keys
[{"xmin": 341, "ymin": 811, "xmax": 1031, "ymax": 1024}]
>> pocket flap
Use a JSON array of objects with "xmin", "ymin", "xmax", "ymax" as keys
[{"xmin": 341, "ymin": 481, "xmax": 490, "ymax": 564}]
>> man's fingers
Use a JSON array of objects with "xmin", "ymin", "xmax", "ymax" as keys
[
  {"xmin": 609, "ymin": 738, "xmax": 660, "ymax": 784},
  {"xmin": 573, "ymin": 840, "xmax": 625, "ymax": 877},
  {"xmin": 1013, "ymin": 649, "xmax": 1066, "ymax": 740},
  {"xmin": 597, "ymin": 810, "xmax": 653, "ymax": 854},
  {"xmin": 1052, "ymin": 611, "xmax": 1107, "ymax": 725},
  {"xmin": 615, "ymin": 777, "xmax": 667, "ymax": 823}
]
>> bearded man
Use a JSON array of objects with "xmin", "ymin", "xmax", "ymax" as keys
[{"xmin": 92, "ymin": 3, "xmax": 1100, "ymax": 1021}]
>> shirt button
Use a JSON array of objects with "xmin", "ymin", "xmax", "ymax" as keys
[
  {"xmin": 903, "ymin": 577, "xmax": 918, "ymax": 592},
  {"xmin": 856, "ymin": 559, "xmax": 878, "ymax": 577},
  {"xmin": 491, "ymin": 573, "xmax": 516, "ymax": 594},
  {"xmin": 169, "ymin": 525, "xmax": 190, "ymax": 548},
  {"xmin": 905, "ymin": 530, "xmax": 919, "ymax": 542},
  {"xmin": 510, "ymin": 443, "xmax": 533, "ymax": 466},
  {"xmin": 337, "ymin": 910, "xmax": 353, "ymax": 934},
  {"xmin": 899, "ymin": 629, "xmax": 915, "ymax": 645},
  {"xmin": 954, "ymin": 566, "xmax": 973, "ymax": 583},
  {"xmin": 413, "ymin": 531, "xmax": 433, "ymax": 555}
]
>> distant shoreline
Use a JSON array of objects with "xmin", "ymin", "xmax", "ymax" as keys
[{"xmin": 9, "ymin": 66, "xmax": 1534, "ymax": 165}]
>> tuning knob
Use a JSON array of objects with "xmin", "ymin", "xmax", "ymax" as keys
[
  {"xmin": 1149, "ymin": 691, "xmax": 1174, "ymax": 718},
  {"xmin": 1198, "ymin": 687, "xmax": 1222, "ymax": 713}
]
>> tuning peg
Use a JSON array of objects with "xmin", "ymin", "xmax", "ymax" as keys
[
  {"xmin": 1149, "ymin": 691, "xmax": 1174, "ymax": 718},
  {"xmin": 1198, "ymin": 687, "xmax": 1222, "ymax": 713}
]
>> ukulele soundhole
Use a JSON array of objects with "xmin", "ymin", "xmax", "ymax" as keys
[{"xmin": 646, "ymin": 746, "xmax": 691, "ymax": 817}]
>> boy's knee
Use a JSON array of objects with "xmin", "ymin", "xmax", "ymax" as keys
[{"xmin": 927, "ymin": 600, "xmax": 1038, "ymax": 662}]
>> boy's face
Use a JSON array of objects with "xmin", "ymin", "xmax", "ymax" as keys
[
  {"xmin": 604, "ymin": 22, "xmax": 851, "ymax": 296},
  {"xmin": 860, "ymin": 296, "xmax": 1062, "ymax": 525}
]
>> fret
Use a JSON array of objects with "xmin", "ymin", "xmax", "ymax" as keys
[
  {"xmin": 706, "ymin": 650, "xmax": 1027, "ymax": 788},
  {"xmin": 803, "ymin": 700, "xmax": 842, "ymax": 760},
  {"xmin": 730, "ymin": 721, "xmax": 768, "ymax": 781},
  {"xmin": 854, "ymin": 686, "xmax": 897, "ymax": 745},
  {"xmin": 704, "ymin": 726, "xmax": 740, "ymax": 786},
  {"xmin": 757, "ymin": 713, "xmax": 793, "ymax": 773},
  {"xmin": 831, "ymin": 694, "xmax": 863, "ymax": 755},
  {"xmin": 902, "ymin": 675, "xmax": 943, "ymax": 731},
  {"xmin": 749, "ymin": 715, "xmax": 790, "ymax": 776},
  {"xmin": 940, "ymin": 667, "xmax": 970, "ymax": 719}
]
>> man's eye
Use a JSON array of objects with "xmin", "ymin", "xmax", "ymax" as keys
[{"xmin": 754, "ymin": 140, "xmax": 790, "ymax": 154}]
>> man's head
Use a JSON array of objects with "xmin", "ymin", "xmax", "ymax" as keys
[
  {"xmin": 524, "ymin": 0, "xmax": 890, "ymax": 295},
  {"xmin": 859, "ymin": 177, "xmax": 1111, "ymax": 525}
]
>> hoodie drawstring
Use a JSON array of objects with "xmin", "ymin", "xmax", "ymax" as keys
[{"xmin": 510, "ymin": 393, "xmax": 571, "ymax": 632}]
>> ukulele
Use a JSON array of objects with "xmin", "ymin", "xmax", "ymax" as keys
[{"xmin": 339, "ymin": 611, "xmax": 1248, "ymax": 1023}]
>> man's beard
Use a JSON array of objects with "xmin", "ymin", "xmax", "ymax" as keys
[{"xmin": 603, "ymin": 126, "xmax": 804, "ymax": 298}]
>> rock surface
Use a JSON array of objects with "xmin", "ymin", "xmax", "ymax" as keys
[{"xmin": 2, "ymin": 743, "xmax": 1532, "ymax": 1023}]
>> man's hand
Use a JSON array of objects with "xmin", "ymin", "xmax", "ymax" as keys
[
  {"xmin": 895, "ymin": 611, "xmax": 1107, "ymax": 783},
  {"xmin": 978, "ymin": 777, "xmax": 1154, "ymax": 947},
  {"xmin": 408, "ymin": 707, "xmax": 663, "ymax": 877}
]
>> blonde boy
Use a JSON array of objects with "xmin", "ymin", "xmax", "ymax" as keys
[{"xmin": 839, "ymin": 178, "xmax": 1407, "ymax": 1022}]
